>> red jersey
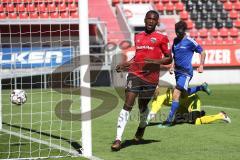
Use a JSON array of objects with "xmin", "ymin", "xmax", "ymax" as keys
[{"xmin": 128, "ymin": 31, "xmax": 171, "ymax": 84}]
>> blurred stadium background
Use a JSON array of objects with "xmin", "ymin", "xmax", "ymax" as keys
[{"xmin": 0, "ymin": 0, "xmax": 240, "ymax": 159}]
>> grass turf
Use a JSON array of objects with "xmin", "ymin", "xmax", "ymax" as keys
[{"xmin": 0, "ymin": 84, "xmax": 240, "ymax": 160}]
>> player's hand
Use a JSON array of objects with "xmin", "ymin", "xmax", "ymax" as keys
[
  {"xmin": 197, "ymin": 65, "xmax": 204, "ymax": 73},
  {"xmin": 115, "ymin": 64, "xmax": 122, "ymax": 72},
  {"xmin": 169, "ymin": 67, "xmax": 174, "ymax": 74},
  {"xmin": 115, "ymin": 63, "xmax": 130, "ymax": 72}
]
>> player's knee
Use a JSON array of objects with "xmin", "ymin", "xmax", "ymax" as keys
[{"xmin": 123, "ymin": 104, "xmax": 133, "ymax": 111}]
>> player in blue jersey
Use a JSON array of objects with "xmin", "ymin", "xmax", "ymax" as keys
[{"xmin": 163, "ymin": 21, "xmax": 211, "ymax": 125}]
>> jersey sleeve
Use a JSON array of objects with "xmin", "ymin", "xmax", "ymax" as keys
[
  {"xmin": 191, "ymin": 38, "xmax": 203, "ymax": 53},
  {"xmin": 160, "ymin": 35, "xmax": 171, "ymax": 56}
]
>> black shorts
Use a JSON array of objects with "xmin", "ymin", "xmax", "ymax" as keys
[
  {"xmin": 125, "ymin": 73, "xmax": 157, "ymax": 99},
  {"xmin": 173, "ymin": 111, "xmax": 205, "ymax": 124}
]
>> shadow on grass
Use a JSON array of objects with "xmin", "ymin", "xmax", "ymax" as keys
[
  {"xmin": 120, "ymin": 139, "xmax": 161, "ymax": 150},
  {"xmin": 3, "ymin": 122, "xmax": 82, "ymax": 154}
]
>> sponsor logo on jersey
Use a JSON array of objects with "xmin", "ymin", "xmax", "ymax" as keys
[
  {"xmin": 150, "ymin": 37, "xmax": 157, "ymax": 43},
  {"xmin": 136, "ymin": 46, "xmax": 154, "ymax": 50}
]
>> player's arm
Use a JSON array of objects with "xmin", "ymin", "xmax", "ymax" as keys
[
  {"xmin": 115, "ymin": 58, "xmax": 134, "ymax": 72},
  {"xmin": 197, "ymin": 50, "xmax": 206, "ymax": 73},
  {"xmin": 144, "ymin": 36, "xmax": 172, "ymax": 65}
]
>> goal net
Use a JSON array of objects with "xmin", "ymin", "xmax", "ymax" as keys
[{"xmin": 0, "ymin": 0, "xmax": 103, "ymax": 159}]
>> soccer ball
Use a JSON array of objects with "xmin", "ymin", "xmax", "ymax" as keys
[{"xmin": 10, "ymin": 89, "xmax": 27, "ymax": 105}]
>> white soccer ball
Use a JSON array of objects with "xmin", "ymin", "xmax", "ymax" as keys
[{"xmin": 10, "ymin": 89, "xmax": 27, "ymax": 105}]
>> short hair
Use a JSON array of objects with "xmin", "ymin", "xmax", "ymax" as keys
[
  {"xmin": 145, "ymin": 10, "xmax": 159, "ymax": 19},
  {"xmin": 175, "ymin": 20, "xmax": 187, "ymax": 31}
]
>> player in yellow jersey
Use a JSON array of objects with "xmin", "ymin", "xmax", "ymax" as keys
[{"xmin": 147, "ymin": 85, "xmax": 231, "ymax": 125}]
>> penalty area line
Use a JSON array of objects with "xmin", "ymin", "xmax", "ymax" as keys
[{"xmin": 202, "ymin": 105, "xmax": 240, "ymax": 111}]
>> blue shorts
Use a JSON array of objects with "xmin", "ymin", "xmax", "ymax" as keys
[{"xmin": 175, "ymin": 72, "xmax": 192, "ymax": 91}]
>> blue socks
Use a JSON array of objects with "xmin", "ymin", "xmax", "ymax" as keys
[{"xmin": 166, "ymin": 101, "xmax": 179, "ymax": 123}]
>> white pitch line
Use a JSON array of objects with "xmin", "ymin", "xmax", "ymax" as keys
[
  {"xmin": 202, "ymin": 105, "xmax": 240, "ymax": 111},
  {"xmin": 1, "ymin": 128, "xmax": 80, "ymax": 156},
  {"xmin": 0, "ymin": 128, "xmax": 103, "ymax": 160}
]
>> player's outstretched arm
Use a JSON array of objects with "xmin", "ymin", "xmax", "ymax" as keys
[
  {"xmin": 144, "ymin": 54, "xmax": 172, "ymax": 65},
  {"xmin": 197, "ymin": 50, "xmax": 206, "ymax": 73}
]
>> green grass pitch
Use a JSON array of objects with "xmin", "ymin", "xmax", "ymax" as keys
[{"xmin": 0, "ymin": 84, "xmax": 240, "ymax": 160}]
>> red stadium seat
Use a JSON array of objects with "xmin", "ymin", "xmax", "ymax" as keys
[
  {"xmin": 70, "ymin": 11, "xmax": 78, "ymax": 18},
  {"xmin": 0, "ymin": 13, "xmax": 6, "ymax": 19},
  {"xmin": 209, "ymin": 28, "xmax": 219, "ymax": 38},
  {"xmin": 189, "ymin": 29, "xmax": 198, "ymax": 38},
  {"xmin": 219, "ymin": 28, "xmax": 229, "ymax": 38},
  {"xmin": 165, "ymin": 3, "xmax": 174, "ymax": 14},
  {"xmin": 234, "ymin": 20, "xmax": 240, "ymax": 28},
  {"xmin": 23, "ymin": 0, "xmax": 33, "ymax": 2},
  {"xmin": 123, "ymin": 0, "xmax": 130, "ymax": 3},
  {"xmin": 6, "ymin": 4, "xmax": 15, "ymax": 13},
  {"xmin": 224, "ymin": 37, "xmax": 234, "ymax": 44},
  {"xmin": 50, "ymin": 12, "xmax": 59, "ymax": 18},
  {"xmin": 229, "ymin": 10, "xmax": 238, "ymax": 19},
  {"xmin": 219, "ymin": 0, "xmax": 227, "ymax": 2},
  {"xmin": 19, "ymin": 12, "xmax": 28, "ymax": 19},
  {"xmin": 161, "ymin": 0, "xmax": 170, "ymax": 3},
  {"xmin": 186, "ymin": 19, "xmax": 193, "ymax": 29},
  {"xmin": 141, "ymin": 0, "xmax": 150, "ymax": 3},
  {"xmin": 203, "ymin": 38, "xmax": 213, "ymax": 45},
  {"xmin": 224, "ymin": 2, "xmax": 233, "ymax": 11},
  {"xmin": 58, "ymin": 2, "xmax": 67, "ymax": 12},
  {"xmin": 171, "ymin": 0, "xmax": 179, "ymax": 3},
  {"xmin": 61, "ymin": 11, "xmax": 69, "ymax": 18},
  {"xmin": 199, "ymin": 28, "xmax": 208, "ymax": 38},
  {"xmin": 213, "ymin": 37, "xmax": 223, "ymax": 45},
  {"xmin": 13, "ymin": 0, "xmax": 22, "ymax": 3},
  {"xmin": 153, "ymin": 0, "xmax": 160, "ymax": 3},
  {"xmin": 132, "ymin": 0, "xmax": 141, "ymax": 3},
  {"xmin": 17, "ymin": 3, "xmax": 25, "ymax": 12},
  {"xmin": 180, "ymin": 11, "xmax": 188, "ymax": 20},
  {"xmin": 27, "ymin": 3, "xmax": 35, "ymax": 12},
  {"xmin": 8, "ymin": 12, "xmax": 18, "ymax": 19},
  {"xmin": 29, "ymin": 12, "xmax": 38, "ymax": 18},
  {"xmin": 229, "ymin": 0, "xmax": 237, "ymax": 2},
  {"xmin": 48, "ymin": 3, "xmax": 56, "ymax": 12},
  {"xmin": 234, "ymin": 37, "xmax": 240, "ymax": 44},
  {"xmin": 112, "ymin": 0, "xmax": 120, "ymax": 6},
  {"xmin": 155, "ymin": 2, "xmax": 164, "ymax": 13},
  {"xmin": 234, "ymin": 1, "xmax": 240, "ymax": 11},
  {"xmin": 0, "ymin": 4, "xmax": 4, "ymax": 13},
  {"xmin": 175, "ymin": 2, "xmax": 184, "ymax": 12},
  {"xmin": 37, "ymin": 3, "xmax": 47, "ymax": 13},
  {"xmin": 68, "ymin": 3, "xmax": 77, "ymax": 11},
  {"xmin": 229, "ymin": 28, "xmax": 238, "ymax": 37},
  {"xmin": 40, "ymin": 12, "xmax": 49, "ymax": 18},
  {"xmin": 195, "ymin": 38, "xmax": 203, "ymax": 45}
]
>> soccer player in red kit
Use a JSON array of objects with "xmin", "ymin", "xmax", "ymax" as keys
[{"xmin": 111, "ymin": 10, "xmax": 172, "ymax": 151}]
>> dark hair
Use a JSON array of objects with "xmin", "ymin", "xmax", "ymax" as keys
[
  {"xmin": 175, "ymin": 20, "xmax": 187, "ymax": 31},
  {"xmin": 145, "ymin": 10, "xmax": 159, "ymax": 19}
]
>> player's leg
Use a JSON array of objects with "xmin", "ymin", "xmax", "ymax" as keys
[
  {"xmin": 135, "ymin": 84, "xmax": 156, "ymax": 141},
  {"xmin": 187, "ymin": 82, "xmax": 211, "ymax": 95},
  {"xmin": 195, "ymin": 111, "xmax": 231, "ymax": 125},
  {"xmin": 147, "ymin": 94, "xmax": 166, "ymax": 122},
  {"xmin": 111, "ymin": 74, "xmax": 139, "ymax": 151},
  {"xmin": 165, "ymin": 74, "xmax": 190, "ymax": 124}
]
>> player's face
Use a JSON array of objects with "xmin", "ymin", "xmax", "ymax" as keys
[
  {"xmin": 175, "ymin": 27, "xmax": 186, "ymax": 40},
  {"xmin": 144, "ymin": 13, "xmax": 158, "ymax": 33}
]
